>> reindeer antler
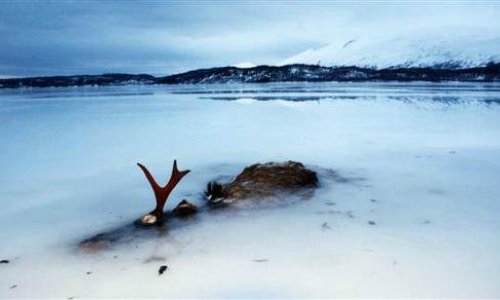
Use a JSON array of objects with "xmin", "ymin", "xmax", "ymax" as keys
[{"xmin": 137, "ymin": 160, "xmax": 190, "ymax": 225}]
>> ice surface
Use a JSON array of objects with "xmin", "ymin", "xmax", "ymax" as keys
[{"xmin": 1, "ymin": 82, "xmax": 500, "ymax": 298}]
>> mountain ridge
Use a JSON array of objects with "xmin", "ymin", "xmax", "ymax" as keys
[{"xmin": 1, "ymin": 63, "xmax": 500, "ymax": 89}]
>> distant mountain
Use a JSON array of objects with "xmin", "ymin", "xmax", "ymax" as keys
[
  {"xmin": 157, "ymin": 64, "xmax": 500, "ymax": 84},
  {"xmin": 0, "ymin": 73, "xmax": 155, "ymax": 89},
  {"xmin": 1, "ymin": 64, "xmax": 500, "ymax": 88},
  {"xmin": 281, "ymin": 33, "xmax": 500, "ymax": 69}
]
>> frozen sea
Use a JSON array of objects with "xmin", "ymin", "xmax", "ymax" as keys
[{"xmin": 1, "ymin": 82, "xmax": 500, "ymax": 298}]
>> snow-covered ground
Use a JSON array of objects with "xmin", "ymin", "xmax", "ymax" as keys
[
  {"xmin": 281, "ymin": 32, "xmax": 500, "ymax": 69},
  {"xmin": 1, "ymin": 82, "xmax": 500, "ymax": 298}
]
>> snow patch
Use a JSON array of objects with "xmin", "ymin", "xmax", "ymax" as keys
[
  {"xmin": 281, "ymin": 32, "xmax": 500, "ymax": 69},
  {"xmin": 233, "ymin": 62, "xmax": 257, "ymax": 69}
]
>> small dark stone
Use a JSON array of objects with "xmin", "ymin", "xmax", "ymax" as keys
[
  {"xmin": 158, "ymin": 265, "xmax": 168, "ymax": 275},
  {"xmin": 173, "ymin": 199, "xmax": 198, "ymax": 217},
  {"xmin": 322, "ymin": 222, "xmax": 331, "ymax": 230},
  {"xmin": 0, "ymin": 260, "xmax": 9, "ymax": 264},
  {"xmin": 368, "ymin": 221, "xmax": 376, "ymax": 225},
  {"xmin": 86, "ymin": 271, "xmax": 92, "ymax": 275},
  {"xmin": 10, "ymin": 284, "xmax": 17, "ymax": 289},
  {"xmin": 370, "ymin": 199, "xmax": 377, "ymax": 203},
  {"xmin": 253, "ymin": 259, "xmax": 268, "ymax": 263}
]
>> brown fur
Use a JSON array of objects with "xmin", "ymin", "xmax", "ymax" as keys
[{"xmin": 208, "ymin": 161, "xmax": 318, "ymax": 202}]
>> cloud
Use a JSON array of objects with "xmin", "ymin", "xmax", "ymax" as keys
[{"xmin": 0, "ymin": 1, "xmax": 498, "ymax": 76}]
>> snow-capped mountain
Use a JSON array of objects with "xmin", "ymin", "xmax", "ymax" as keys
[{"xmin": 281, "ymin": 33, "xmax": 500, "ymax": 69}]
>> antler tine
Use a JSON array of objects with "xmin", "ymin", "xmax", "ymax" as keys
[
  {"xmin": 171, "ymin": 159, "xmax": 190, "ymax": 181},
  {"xmin": 137, "ymin": 163, "xmax": 161, "ymax": 193},
  {"xmin": 173, "ymin": 159, "xmax": 179, "ymax": 174}
]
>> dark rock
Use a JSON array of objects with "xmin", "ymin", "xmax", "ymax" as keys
[
  {"xmin": 368, "ymin": 221, "xmax": 376, "ymax": 225},
  {"xmin": 158, "ymin": 265, "xmax": 168, "ymax": 275},
  {"xmin": 206, "ymin": 161, "xmax": 318, "ymax": 205},
  {"xmin": 173, "ymin": 199, "xmax": 198, "ymax": 217},
  {"xmin": 0, "ymin": 260, "xmax": 9, "ymax": 264}
]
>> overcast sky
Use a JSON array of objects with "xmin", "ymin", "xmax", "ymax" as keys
[{"xmin": 1, "ymin": 0, "xmax": 499, "ymax": 77}]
